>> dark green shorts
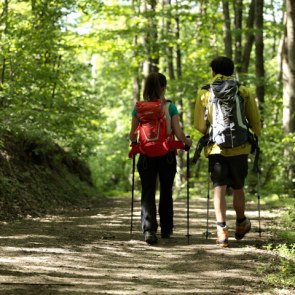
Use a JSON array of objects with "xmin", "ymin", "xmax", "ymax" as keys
[{"xmin": 208, "ymin": 154, "xmax": 248, "ymax": 189}]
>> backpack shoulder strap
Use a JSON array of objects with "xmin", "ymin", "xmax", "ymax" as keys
[
  {"xmin": 204, "ymin": 84, "xmax": 213, "ymax": 122},
  {"xmin": 134, "ymin": 101, "xmax": 142, "ymax": 123},
  {"xmin": 202, "ymin": 84, "xmax": 210, "ymax": 91},
  {"xmin": 164, "ymin": 101, "xmax": 172, "ymax": 134}
]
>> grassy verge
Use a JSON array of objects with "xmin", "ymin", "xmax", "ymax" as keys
[{"xmin": 256, "ymin": 194, "xmax": 295, "ymax": 289}]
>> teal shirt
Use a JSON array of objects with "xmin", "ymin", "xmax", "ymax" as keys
[{"xmin": 132, "ymin": 102, "xmax": 179, "ymax": 117}]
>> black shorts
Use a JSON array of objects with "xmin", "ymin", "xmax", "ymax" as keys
[{"xmin": 208, "ymin": 154, "xmax": 248, "ymax": 189}]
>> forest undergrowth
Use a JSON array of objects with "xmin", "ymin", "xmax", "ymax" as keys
[{"xmin": 0, "ymin": 130, "xmax": 99, "ymax": 221}]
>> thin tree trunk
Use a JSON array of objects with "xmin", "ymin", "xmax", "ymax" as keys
[
  {"xmin": 175, "ymin": 16, "xmax": 181, "ymax": 79},
  {"xmin": 143, "ymin": 0, "xmax": 159, "ymax": 77},
  {"xmin": 175, "ymin": 0, "xmax": 185, "ymax": 184},
  {"xmin": 283, "ymin": 0, "xmax": 295, "ymax": 133},
  {"xmin": 222, "ymin": 0, "xmax": 232, "ymax": 59},
  {"xmin": 51, "ymin": 55, "xmax": 62, "ymax": 100},
  {"xmin": 241, "ymin": 0, "xmax": 255, "ymax": 73},
  {"xmin": 163, "ymin": 0, "xmax": 175, "ymax": 80},
  {"xmin": 133, "ymin": 71, "xmax": 141, "ymax": 103},
  {"xmin": 0, "ymin": 0, "xmax": 9, "ymax": 105},
  {"xmin": 255, "ymin": 0, "xmax": 265, "ymax": 106},
  {"xmin": 133, "ymin": 36, "xmax": 141, "ymax": 103},
  {"xmin": 132, "ymin": 0, "xmax": 142, "ymax": 102},
  {"xmin": 282, "ymin": 0, "xmax": 295, "ymax": 185},
  {"xmin": 195, "ymin": 0, "xmax": 206, "ymax": 42},
  {"xmin": 234, "ymin": 0, "xmax": 243, "ymax": 73},
  {"xmin": 150, "ymin": 0, "xmax": 159, "ymax": 73},
  {"xmin": 270, "ymin": 0, "xmax": 280, "ymax": 58},
  {"xmin": 1, "ymin": 57, "xmax": 5, "ymax": 85},
  {"xmin": 175, "ymin": 1, "xmax": 182, "ymax": 121}
]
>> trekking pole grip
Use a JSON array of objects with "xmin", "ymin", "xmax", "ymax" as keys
[{"xmin": 184, "ymin": 135, "xmax": 190, "ymax": 151}]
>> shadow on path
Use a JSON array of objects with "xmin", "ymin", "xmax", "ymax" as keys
[{"xmin": 0, "ymin": 197, "xmax": 290, "ymax": 295}]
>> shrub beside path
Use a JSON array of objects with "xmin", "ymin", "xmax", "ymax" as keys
[{"xmin": 0, "ymin": 197, "xmax": 293, "ymax": 295}]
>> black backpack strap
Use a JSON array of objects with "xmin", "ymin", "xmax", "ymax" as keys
[
  {"xmin": 202, "ymin": 84, "xmax": 210, "ymax": 91},
  {"xmin": 134, "ymin": 102, "xmax": 143, "ymax": 125},
  {"xmin": 203, "ymin": 84, "xmax": 212, "ymax": 122}
]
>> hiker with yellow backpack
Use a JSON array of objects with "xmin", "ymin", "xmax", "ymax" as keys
[
  {"xmin": 194, "ymin": 56, "xmax": 261, "ymax": 247},
  {"xmin": 129, "ymin": 72, "xmax": 192, "ymax": 245}
]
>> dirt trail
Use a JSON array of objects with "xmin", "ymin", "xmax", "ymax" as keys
[{"xmin": 0, "ymin": 197, "xmax": 292, "ymax": 295}]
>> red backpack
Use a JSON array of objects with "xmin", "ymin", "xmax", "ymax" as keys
[{"xmin": 129, "ymin": 99, "xmax": 184, "ymax": 158}]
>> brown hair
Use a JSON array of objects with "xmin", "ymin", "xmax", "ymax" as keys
[{"xmin": 143, "ymin": 72, "xmax": 162, "ymax": 101}]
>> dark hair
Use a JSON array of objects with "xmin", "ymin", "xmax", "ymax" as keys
[
  {"xmin": 143, "ymin": 72, "xmax": 166, "ymax": 101},
  {"xmin": 209, "ymin": 56, "xmax": 234, "ymax": 76},
  {"xmin": 158, "ymin": 73, "xmax": 167, "ymax": 88}
]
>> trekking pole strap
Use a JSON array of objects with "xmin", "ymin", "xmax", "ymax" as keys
[
  {"xmin": 253, "ymin": 146, "xmax": 260, "ymax": 173},
  {"xmin": 192, "ymin": 134, "xmax": 209, "ymax": 164},
  {"xmin": 252, "ymin": 135, "xmax": 260, "ymax": 173}
]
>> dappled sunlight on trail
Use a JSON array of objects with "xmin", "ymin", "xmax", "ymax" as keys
[{"xmin": 0, "ymin": 197, "xmax": 290, "ymax": 294}]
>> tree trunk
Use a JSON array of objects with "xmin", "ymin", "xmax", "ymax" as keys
[
  {"xmin": 149, "ymin": 0, "xmax": 159, "ymax": 73},
  {"xmin": 51, "ymin": 55, "xmax": 62, "ymax": 100},
  {"xmin": 283, "ymin": 0, "xmax": 295, "ymax": 134},
  {"xmin": 222, "ymin": 0, "xmax": 232, "ymax": 59},
  {"xmin": 142, "ymin": 0, "xmax": 159, "ymax": 78},
  {"xmin": 175, "ymin": 13, "xmax": 181, "ymax": 79},
  {"xmin": 175, "ymin": 1, "xmax": 183, "ymax": 124},
  {"xmin": 175, "ymin": 0, "xmax": 185, "ymax": 185},
  {"xmin": 282, "ymin": 0, "xmax": 295, "ymax": 186},
  {"xmin": 0, "ymin": 0, "xmax": 9, "ymax": 105},
  {"xmin": 133, "ymin": 35, "xmax": 141, "ymax": 103},
  {"xmin": 162, "ymin": 0, "xmax": 175, "ymax": 80},
  {"xmin": 131, "ymin": 0, "xmax": 141, "ymax": 102},
  {"xmin": 241, "ymin": 0, "xmax": 255, "ymax": 73},
  {"xmin": 255, "ymin": 0, "xmax": 265, "ymax": 106},
  {"xmin": 234, "ymin": 0, "xmax": 243, "ymax": 73},
  {"xmin": 175, "ymin": 1, "xmax": 182, "ymax": 122},
  {"xmin": 270, "ymin": 0, "xmax": 282, "ymax": 58},
  {"xmin": 133, "ymin": 70, "xmax": 141, "ymax": 103}
]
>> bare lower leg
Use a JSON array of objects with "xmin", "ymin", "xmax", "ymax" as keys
[
  {"xmin": 213, "ymin": 185, "xmax": 227, "ymax": 223},
  {"xmin": 233, "ymin": 188, "xmax": 245, "ymax": 220}
]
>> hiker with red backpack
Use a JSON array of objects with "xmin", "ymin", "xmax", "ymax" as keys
[
  {"xmin": 129, "ymin": 72, "xmax": 192, "ymax": 245},
  {"xmin": 194, "ymin": 56, "xmax": 261, "ymax": 247}
]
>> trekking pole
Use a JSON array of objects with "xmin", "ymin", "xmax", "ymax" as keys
[
  {"xmin": 130, "ymin": 154, "xmax": 136, "ymax": 238},
  {"xmin": 185, "ymin": 136, "xmax": 191, "ymax": 244},
  {"xmin": 192, "ymin": 136, "xmax": 211, "ymax": 239},
  {"xmin": 257, "ymin": 168, "xmax": 261, "ymax": 237},
  {"xmin": 205, "ymin": 165, "xmax": 210, "ymax": 239},
  {"xmin": 252, "ymin": 137, "xmax": 261, "ymax": 237}
]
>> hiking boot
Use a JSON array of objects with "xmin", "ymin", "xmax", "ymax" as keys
[
  {"xmin": 216, "ymin": 225, "xmax": 229, "ymax": 247},
  {"xmin": 144, "ymin": 231, "xmax": 158, "ymax": 245},
  {"xmin": 235, "ymin": 218, "xmax": 251, "ymax": 240},
  {"xmin": 161, "ymin": 229, "xmax": 173, "ymax": 239}
]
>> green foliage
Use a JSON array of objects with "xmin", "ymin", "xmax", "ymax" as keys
[
  {"xmin": 260, "ymin": 243, "xmax": 295, "ymax": 288},
  {"xmin": 256, "ymin": 195, "xmax": 295, "ymax": 289},
  {"xmin": 0, "ymin": 128, "xmax": 97, "ymax": 220},
  {"xmin": 0, "ymin": 0, "xmax": 293, "ymax": 200},
  {"xmin": 276, "ymin": 208, "xmax": 295, "ymax": 244},
  {"xmin": 88, "ymin": 104, "xmax": 131, "ymax": 194}
]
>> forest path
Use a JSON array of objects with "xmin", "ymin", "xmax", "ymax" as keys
[{"xmin": 0, "ymin": 197, "xmax": 292, "ymax": 295}]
